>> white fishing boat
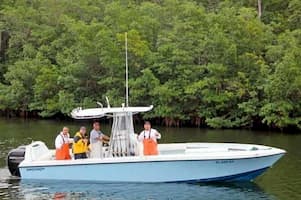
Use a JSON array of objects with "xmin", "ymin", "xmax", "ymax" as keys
[
  {"xmin": 7, "ymin": 103, "xmax": 285, "ymax": 183},
  {"xmin": 7, "ymin": 33, "xmax": 285, "ymax": 183}
]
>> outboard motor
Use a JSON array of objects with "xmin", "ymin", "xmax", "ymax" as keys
[{"xmin": 7, "ymin": 146, "xmax": 26, "ymax": 177}]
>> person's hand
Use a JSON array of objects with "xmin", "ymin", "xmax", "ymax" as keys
[{"xmin": 83, "ymin": 138, "xmax": 88, "ymax": 144}]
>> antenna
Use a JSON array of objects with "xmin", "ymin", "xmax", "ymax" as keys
[
  {"xmin": 96, "ymin": 102, "xmax": 103, "ymax": 108},
  {"xmin": 125, "ymin": 32, "xmax": 129, "ymax": 107},
  {"xmin": 105, "ymin": 96, "xmax": 111, "ymax": 108}
]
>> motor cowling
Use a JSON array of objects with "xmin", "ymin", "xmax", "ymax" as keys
[{"xmin": 7, "ymin": 146, "xmax": 26, "ymax": 177}]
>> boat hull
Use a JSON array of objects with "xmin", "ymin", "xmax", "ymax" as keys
[{"xmin": 19, "ymin": 153, "xmax": 284, "ymax": 183}]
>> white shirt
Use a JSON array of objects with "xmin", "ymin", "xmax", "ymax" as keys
[
  {"xmin": 55, "ymin": 132, "xmax": 72, "ymax": 149},
  {"xmin": 138, "ymin": 129, "xmax": 161, "ymax": 142}
]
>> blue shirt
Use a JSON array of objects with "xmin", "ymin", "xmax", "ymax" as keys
[{"xmin": 90, "ymin": 129, "xmax": 104, "ymax": 144}]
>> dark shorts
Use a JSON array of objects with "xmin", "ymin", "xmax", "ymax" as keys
[{"xmin": 74, "ymin": 153, "xmax": 87, "ymax": 160}]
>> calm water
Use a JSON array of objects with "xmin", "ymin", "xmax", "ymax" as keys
[{"xmin": 0, "ymin": 118, "xmax": 300, "ymax": 200}]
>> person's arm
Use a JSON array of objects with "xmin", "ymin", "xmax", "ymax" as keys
[
  {"xmin": 90, "ymin": 131, "xmax": 107, "ymax": 143},
  {"xmin": 55, "ymin": 135, "xmax": 63, "ymax": 149},
  {"xmin": 74, "ymin": 136, "xmax": 88, "ymax": 146},
  {"xmin": 67, "ymin": 133, "xmax": 73, "ymax": 143},
  {"xmin": 138, "ymin": 132, "xmax": 144, "ymax": 142},
  {"xmin": 154, "ymin": 129, "xmax": 161, "ymax": 139},
  {"xmin": 73, "ymin": 135, "xmax": 81, "ymax": 143},
  {"xmin": 100, "ymin": 133, "xmax": 110, "ymax": 143},
  {"xmin": 89, "ymin": 131, "xmax": 94, "ymax": 144}
]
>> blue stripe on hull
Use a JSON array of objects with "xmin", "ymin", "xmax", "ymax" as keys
[{"xmin": 174, "ymin": 167, "xmax": 269, "ymax": 183}]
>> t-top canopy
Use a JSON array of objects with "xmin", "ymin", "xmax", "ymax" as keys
[{"xmin": 71, "ymin": 105, "xmax": 153, "ymax": 119}]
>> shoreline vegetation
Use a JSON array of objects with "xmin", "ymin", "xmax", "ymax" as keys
[{"xmin": 0, "ymin": 1, "xmax": 301, "ymax": 131}]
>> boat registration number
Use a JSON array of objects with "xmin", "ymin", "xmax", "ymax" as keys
[
  {"xmin": 26, "ymin": 167, "xmax": 45, "ymax": 171},
  {"xmin": 216, "ymin": 160, "xmax": 234, "ymax": 164}
]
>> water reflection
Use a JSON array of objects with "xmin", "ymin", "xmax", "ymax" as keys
[{"xmin": 0, "ymin": 178, "xmax": 275, "ymax": 200}]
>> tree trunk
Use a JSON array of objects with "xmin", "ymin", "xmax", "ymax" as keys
[
  {"xmin": 258, "ymin": 0, "xmax": 262, "ymax": 19},
  {"xmin": 0, "ymin": 31, "xmax": 10, "ymax": 62}
]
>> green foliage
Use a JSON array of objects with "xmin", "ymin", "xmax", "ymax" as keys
[
  {"xmin": 0, "ymin": 0, "xmax": 300, "ymax": 129},
  {"xmin": 260, "ymin": 30, "xmax": 301, "ymax": 129}
]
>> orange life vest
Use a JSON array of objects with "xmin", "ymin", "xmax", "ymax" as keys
[
  {"xmin": 143, "ymin": 131, "xmax": 158, "ymax": 155},
  {"xmin": 55, "ymin": 134, "xmax": 71, "ymax": 160}
]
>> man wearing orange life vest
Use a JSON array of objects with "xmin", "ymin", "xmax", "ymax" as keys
[
  {"xmin": 55, "ymin": 127, "xmax": 73, "ymax": 160},
  {"xmin": 138, "ymin": 121, "xmax": 161, "ymax": 155}
]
